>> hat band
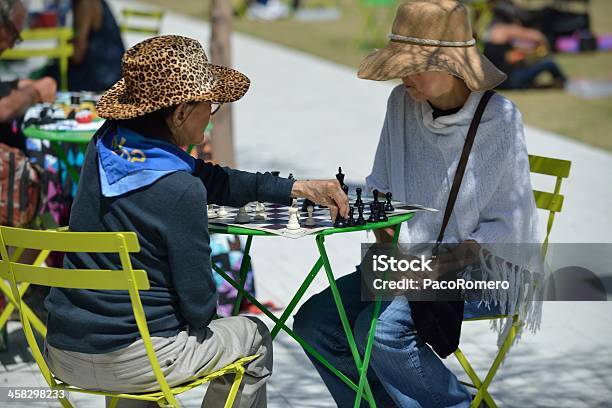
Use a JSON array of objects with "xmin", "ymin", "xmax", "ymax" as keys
[{"xmin": 388, "ymin": 33, "xmax": 475, "ymax": 47}]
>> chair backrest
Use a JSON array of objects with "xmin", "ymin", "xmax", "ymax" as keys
[
  {"xmin": 0, "ymin": 226, "xmax": 178, "ymax": 406},
  {"xmin": 0, "ymin": 28, "xmax": 74, "ymax": 91},
  {"xmin": 528, "ymin": 154, "xmax": 571, "ymax": 256},
  {"xmin": 120, "ymin": 9, "xmax": 164, "ymax": 36}
]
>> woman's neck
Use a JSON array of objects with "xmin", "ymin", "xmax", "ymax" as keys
[{"xmin": 428, "ymin": 78, "xmax": 471, "ymax": 111}]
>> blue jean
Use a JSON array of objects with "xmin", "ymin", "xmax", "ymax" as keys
[
  {"xmin": 293, "ymin": 269, "xmax": 499, "ymax": 408},
  {"xmin": 505, "ymin": 58, "xmax": 566, "ymax": 89}
]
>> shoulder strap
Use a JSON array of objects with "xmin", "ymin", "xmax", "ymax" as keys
[{"xmin": 435, "ymin": 90, "xmax": 495, "ymax": 248}]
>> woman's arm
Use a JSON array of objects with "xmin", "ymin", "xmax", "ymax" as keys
[
  {"xmin": 71, "ymin": 0, "xmax": 102, "ymax": 64},
  {"xmin": 165, "ymin": 179, "xmax": 217, "ymax": 329},
  {"xmin": 193, "ymin": 160, "xmax": 349, "ymax": 219}
]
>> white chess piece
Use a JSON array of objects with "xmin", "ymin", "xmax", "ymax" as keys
[
  {"xmin": 218, "ymin": 206, "xmax": 229, "ymax": 217},
  {"xmin": 254, "ymin": 202, "xmax": 267, "ymax": 220},
  {"xmin": 234, "ymin": 206, "xmax": 251, "ymax": 223},
  {"xmin": 305, "ymin": 205, "xmax": 316, "ymax": 226},
  {"xmin": 286, "ymin": 206, "xmax": 301, "ymax": 230},
  {"xmin": 207, "ymin": 204, "xmax": 218, "ymax": 219}
]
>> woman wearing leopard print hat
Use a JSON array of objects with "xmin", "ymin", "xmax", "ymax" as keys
[{"xmin": 43, "ymin": 35, "xmax": 349, "ymax": 407}]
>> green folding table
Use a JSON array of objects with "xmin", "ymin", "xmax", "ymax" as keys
[
  {"xmin": 209, "ymin": 212, "xmax": 414, "ymax": 407},
  {"xmin": 23, "ymin": 125, "xmax": 97, "ymax": 184}
]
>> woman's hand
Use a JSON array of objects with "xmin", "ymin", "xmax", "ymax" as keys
[{"xmin": 291, "ymin": 179, "xmax": 349, "ymax": 221}]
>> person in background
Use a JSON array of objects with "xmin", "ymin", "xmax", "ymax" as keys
[
  {"xmin": 247, "ymin": 0, "xmax": 290, "ymax": 21},
  {"xmin": 483, "ymin": 0, "xmax": 567, "ymax": 89},
  {"xmin": 0, "ymin": 0, "xmax": 57, "ymax": 151},
  {"xmin": 46, "ymin": 0, "xmax": 124, "ymax": 92}
]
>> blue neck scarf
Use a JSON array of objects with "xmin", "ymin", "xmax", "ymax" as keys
[{"xmin": 97, "ymin": 125, "xmax": 196, "ymax": 197}]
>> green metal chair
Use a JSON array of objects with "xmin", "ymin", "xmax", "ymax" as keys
[
  {"xmin": 0, "ymin": 226, "xmax": 257, "ymax": 408},
  {"xmin": 0, "ymin": 27, "xmax": 74, "ymax": 91},
  {"xmin": 120, "ymin": 9, "xmax": 165, "ymax": 37},
  {"xmin": 454, "ymin": 154, "xmax": 572, "ymax": 407}
]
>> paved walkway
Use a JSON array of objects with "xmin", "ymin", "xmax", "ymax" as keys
[{"xmin": 2, "ymin": 2, "xmax": 611, "ymax": 406}]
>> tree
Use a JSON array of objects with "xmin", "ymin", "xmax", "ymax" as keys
[{"xmin": 210, "ymin": 0, "xmax": 235, "ymax": 167}]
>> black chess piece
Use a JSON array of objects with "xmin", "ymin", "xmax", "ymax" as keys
[
  {"xmin": 333, "ymin": 214, "xmax": 346, "ymax": 228},
  {"xmin": 372, "ymin": 189, "xmax": 380, "ymax": 207},
  {"xmin": 270, "ymin": 171, "xmax": 280, "ymax": 177},
  {"xmin": 355, "ymin": 187, "xmax": 363, "ymax": 207},
  {"xmin": 356, "ymin": 204, "xmax": 366, "ymax": 226},
  {"xmin": 378, "ymin": 205, "xmax": 388, "ymax": 222},
  {"xmin": 347, "ymin": 207, "xmax": 356, "ymax": 226},
  {"xmin": 342, "ymin": 184, "xmax": 349, "ymax": 196},
  {"xmin": 336, "ymin": 166, "xmax": 345, "ymax": 187},
  {"xmin": 367, "ymin": 203, "xmax": 379, "ymax": 223},
  {"xmin": 288, "ymin": 173, "xmax": 294, "ymax": 180},
  {"xmin": 385, "ymin": 191, "xmax": 394, "ymax": 212}
]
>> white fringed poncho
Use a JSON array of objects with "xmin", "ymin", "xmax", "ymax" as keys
[{"xmin": 366, "ymin": 85, "xmax": 543, "ymax": 346}]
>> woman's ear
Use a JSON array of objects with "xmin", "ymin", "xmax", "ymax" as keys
[{"xmin": 172, "ymin": 103, "xmax": 189, "ymax": 128}]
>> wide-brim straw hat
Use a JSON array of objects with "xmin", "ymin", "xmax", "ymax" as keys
[
  {"xmin": 97, "ymin": 35, "xmax": 250, "ymax": 120},
  {"xmin": 358, "ymin": 0, "xmax": 507, "ymax": 91}
]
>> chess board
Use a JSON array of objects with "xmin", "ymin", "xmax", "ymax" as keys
[{"xmin": 207, "ymin": 197, "xmax": 436, "ymax": 239}]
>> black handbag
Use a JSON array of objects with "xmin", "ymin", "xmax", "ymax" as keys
[{"xmin": 409, "ymin": 90, "xmax": 495, "ymax": 358}]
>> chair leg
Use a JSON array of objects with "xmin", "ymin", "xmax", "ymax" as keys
[
  {"xmin": 472, "ymin": 319, "xmax": 519, "ymax": 408},
  {"xmin": 224, "ymin": 367, "xmax": 245, "ymax": 408},
  {"xmin": 107, "ymin": 396, "xmax": 120, "ymax": 408},
  {"xmin": 58, "ymin": 396, "xmax": 73, "ymax": 408}
]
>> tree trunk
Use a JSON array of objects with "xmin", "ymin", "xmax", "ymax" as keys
[{"xmin": 209, "ymin": 0, "xmax": 235, "ymax": 167}]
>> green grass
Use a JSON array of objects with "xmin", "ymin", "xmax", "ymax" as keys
[{"xmin": 138, "ymin": 0, "xmax": 612, "ymax": 152}]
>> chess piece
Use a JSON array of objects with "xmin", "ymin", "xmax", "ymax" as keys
[
  {"xmin": 301, "ymin": 198, "xmax": 315, "ymax": 212},
  {"xmin": 271, "ymin": 171, "xmax": 280, "ymax": 177},
  {"xmin": 367, "ymin": 203, "xmax": 379, "ymax": 223},
  {"xmin": 291, "ymin": 198, "xmax": 300, "ymax": 220},
  {"xmin": 372, "ymin": 189, "xmax": 380, "ymax": 207},
  {"xmin": 254, "ymin": 202, "xmax": 267, "ymax": 220},
  {"xmin": 336, "ymin": 166, "xmax": 345, "ymax": 187},
  {"xmin": 378, "ymin": 205, "xmax": 388, "ymax": 222},
  {"xmin": 342, "ymin": 184, "xmax": 349, "ymax": 196},
  {"xmin": 305, "ymin": 205, "xmax": 316, "ymax": 226},
  {"xmin": 356, "ymin": 204, "xmax": 366, "ymax": 226},
  {"xmin": 286, "ymin": 206, "xmax": 301, "ymax": 230},
  {"xmin": 288, "ymin": 173, "xmax": 294, "ymax": 180},
  {"xmin": 355, "ymin": 187, "xmax": 363, "ymax": 207},
  {"xmin": 218, "ymin": 206, "xmax": 229, "ymax": 217},
  {"xmin": 207, "ymin": 204, "xmax": 218, "ymax": 219},
  {"xmin": 385, "ymin": 192, "xmax": 394, "ymax": 212},
  {"xmin": 333, "ymin": 214, "xmax": 346, "ymax": 228},
  {"xmin": 347, "ymin": 207, "xmax": 356, "ymax": 226},
  {"xmin": 234, "ymin": 206, "xmax": 250, "ymax": 223}
]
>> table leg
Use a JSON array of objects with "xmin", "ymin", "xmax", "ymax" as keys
[
  {"xmin": 212, "ymin": 258, "xmax": 373, "ymax": 403},
  {"xmin": 315, "ymin": 235, "xmax": 377, "ymax": 408},
  {"xmin": 231, "ymin": 235, "xmax": 253, "ymax": 316},
  {"xmin": 50, "ymin": 142, "xmax": 80, "ymax": 185},
  {"xmin": 353, "ymin": 224, "xmax": 402, "ymax": 407},
  {"xmin": 270, "ymin": 256, "xmax": 323, "ymax": 340}
]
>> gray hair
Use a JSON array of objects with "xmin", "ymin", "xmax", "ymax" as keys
[{"xmin": 0, "ymin": 0, "xmax": 19, "ymax": 26}]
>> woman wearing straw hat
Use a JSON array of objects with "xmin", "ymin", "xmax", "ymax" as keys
[
  {"xmin": 43, "ymin": 35, "xmax": 348, "ymax": 407},
  {"xmin": 294, "ymin": 1, "xmax": 540, "ymax": 406}
]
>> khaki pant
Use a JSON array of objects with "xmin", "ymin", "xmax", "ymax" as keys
[{"xmin": 44, "ymin": 316, "xmax": 272, "ymax": 407}]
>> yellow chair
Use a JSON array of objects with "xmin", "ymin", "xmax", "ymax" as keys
[
  {"xmin": 454, "ymin": 154, "xmax": 572, "ymax": 407},
  {"xmin": 0, "ymin": 226, "xmax": 257, "ymax": 408},
  {"xmin": 0, "ymin": 27, "xmax": 74, "ymax": 91},
  {"xmin": 120, "ymin": 9, "xmax": 165, "ymax": 37}
]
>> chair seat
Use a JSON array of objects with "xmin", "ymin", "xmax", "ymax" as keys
[{"xmin": 54, "ymin": 355, "xmax": 258, "ymax": 402}]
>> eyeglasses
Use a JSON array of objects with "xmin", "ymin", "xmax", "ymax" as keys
[{"xmin": 211, "ymin": 102, "xmax": 223, "ymax": 116}]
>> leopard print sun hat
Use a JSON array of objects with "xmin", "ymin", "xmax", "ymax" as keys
[{"xmin": 96, "ymin": 35, "xmax": 250, "ymax": 120}]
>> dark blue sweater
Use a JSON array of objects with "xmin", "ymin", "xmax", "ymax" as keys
[{"xmin": 45, "ymin": 133, "xmax": 294, "ymax": 354}]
